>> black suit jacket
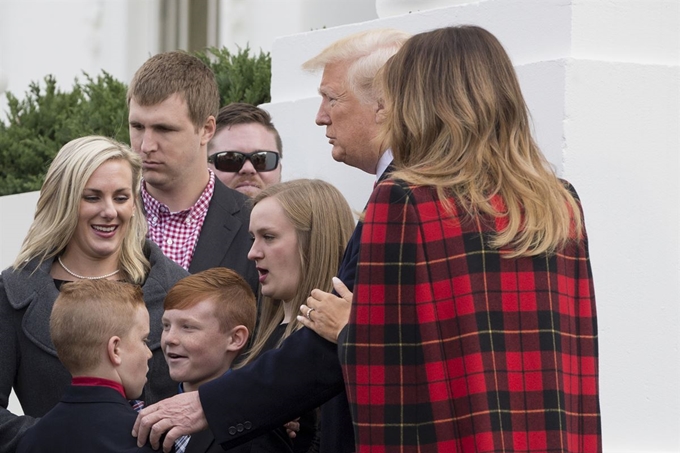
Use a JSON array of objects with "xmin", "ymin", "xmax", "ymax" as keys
[
  {"xmin": 335, "ymin": 164, "xmax": 392, "ymax": 291},
  {"xmin": 187, "ymin": 179, "xmax": 259, "ymax": 295},
  {"xmin": 185, "ymin": 426, "xmax": 293, "ymax": 453},
  {"xmin": 200, "ymin": 328, "xmax": 343, "ymax": 450},
  {"xmin": 16, "ymin": 385, "xmax": 156, "ymax": 453},
  {"xmin": 315, "ymin": 209, "xmax": 363, "ymax": 452},
  {"xmin": 318, "ymin": 166, "xmax": 392, "ymax": 452},
  {"xmin": 185, "ymin": 430, "xmax": 221, "ymax": 453}
]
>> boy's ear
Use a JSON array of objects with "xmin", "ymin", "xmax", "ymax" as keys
[
  {"xmin": 226, "ymin": 325, "xmax": 249, "ymax": 352},
  {"xmin": 107, "ymin": 336, "xmax": 123, "ymax": 366}
]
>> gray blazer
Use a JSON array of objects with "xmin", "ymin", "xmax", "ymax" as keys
[
  {"xmin": 188, "ymin": 179, "xmax": 258, "ymax": 295},
  {"xmin": 0, "ymin": 240, "xmax": 188, "ymax": 453}
]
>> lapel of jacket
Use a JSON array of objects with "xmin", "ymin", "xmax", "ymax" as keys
[
  {"xmin": 337, "ymin": 161, "xmax": 394, "ymax": 292},
  {"xmin": 2, "ymin": 258, "xmax": 61, "ymax": 357},
  {"xmin": 189, "ymin": 180, "xmax": 248, "ymax": 274},
  {"xmin": 378, "ymin": 163, "xmax": 394, "ymax": 184}
]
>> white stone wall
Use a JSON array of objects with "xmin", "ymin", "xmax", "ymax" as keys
[
  {"xmin": 1, "ymin": 1, "xmax": 678, "ymax": 451},
  {"xmin": 217, "ymin": 0, "xmax": 377, "ymax": 54}
]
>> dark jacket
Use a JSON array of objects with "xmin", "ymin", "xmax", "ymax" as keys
[
  {"xmin": 188, "ymin": 178, "xmax": 258, "ymax": 295},
  {"xmin": 16, "ymin": 385, "xmax": 157, "ymax": 453},
  {"xmin": 185, "ymin": 424, "xmax": 293, "ymax": 453},
  {"xmin": 0, "ymin": 241, "xmax": 188, "ymax": 453},
  {"xmin": 199, "ymin": 328, "xmax": 343, "ymax": 451}
]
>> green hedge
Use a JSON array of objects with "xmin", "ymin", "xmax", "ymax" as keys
[{"xmin": 0, "ymin": 47, "xmax": 271, "ymax": 195}]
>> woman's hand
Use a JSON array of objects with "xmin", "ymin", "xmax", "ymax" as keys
[{"xmin": 298, "ymin": 277, "xmax": 352, "ymax": 344}]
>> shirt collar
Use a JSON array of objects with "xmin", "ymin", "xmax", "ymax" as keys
[
  {"xmin": 376, "ymin": 149, "xmax": 393, "ymax": 181},
  {"xmin": 72, "ymin": 376, "xmax": 126, "ymax": 398},
  {"xmin": 141, "ymin": 180, "xmax": 162, "ymax": 214},
  {"xmin": 188, "ymin": 170, "xmax": 215, "ymax": 222},
  {"xmin": 141, "ymin": 171, "xmax": 216, "ymax": 218}
]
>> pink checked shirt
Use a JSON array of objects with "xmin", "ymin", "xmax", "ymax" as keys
[{"xmin": 141, "ymin": 171, "xmax": 215, "ymax": 270}]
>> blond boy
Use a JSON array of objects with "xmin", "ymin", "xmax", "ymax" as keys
[{"xmin": 17, "ymin": 280, "xmax": 155, "ymax": 453}]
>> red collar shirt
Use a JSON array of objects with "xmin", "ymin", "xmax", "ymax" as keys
[{"xmin": 142, "ymin": 172, "xmax": 215, "ymax": 270}]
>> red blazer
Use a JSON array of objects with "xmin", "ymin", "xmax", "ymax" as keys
[{"xmin": 340, "ymin": 179, "xmax": 601, "ymax": 452}]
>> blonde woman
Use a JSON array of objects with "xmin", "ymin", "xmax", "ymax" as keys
[
  {"xmin": 239, "ymin": 179, "xmax": 354, "ymax": 452},
  {"xmin": 0, "ymin": 136, "xmax": 188, "ymax": 452},
  {"xmin": 321, "ymin": 25, "xmax": 601, "ymax": 451}
]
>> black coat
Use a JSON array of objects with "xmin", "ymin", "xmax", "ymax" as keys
[
  {"xmin": 188, "ymin": 179, "xmax": 258, "ymax": 295},
  {"xmin": 17, "ymin": 385, "xmax": 156, "ymax": 453}
]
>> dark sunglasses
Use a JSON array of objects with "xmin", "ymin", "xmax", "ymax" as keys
[{"xmin": 208, "ymin": 150, "xmax": 280, "ymax": 173}]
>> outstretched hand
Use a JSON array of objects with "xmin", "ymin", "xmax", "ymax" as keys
[
  {"xmin": 299, "ymin": 277, "xmax": 353, "ymax": 344},
  {"xmin": 132, "ymin": 391, "xmax": 207, "ymax": 452}
]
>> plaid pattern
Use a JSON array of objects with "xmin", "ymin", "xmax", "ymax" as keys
[
  {"xmin": 129, "ymin": 399, "xmax": 192, "ymax": 451},
  {"xmin": 175, "ymin": 434, "xmax": 191, "ymax": 453},
  {"xmin": 130, "ymin": 399, "xmax": 145, "ymax": 412},
  {"xmin": 341, "ymin": 179, "xmax": 601, "ymax": 452},
  {"xmin": 142, "ymin": 172, "xmax": 215, "ymax": 270}
]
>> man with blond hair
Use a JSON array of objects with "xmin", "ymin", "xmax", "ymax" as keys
[{"xmin": 133, "ymin": 29, "xmax": 410, "ymax": 453}]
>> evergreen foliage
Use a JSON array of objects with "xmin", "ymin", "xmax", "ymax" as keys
[
  {"xmin": 195, "ymin": 46, "xmax": 271, "ymax": 106},
  {"xmin": 0, "ymin": 47, "xmax": 271, "ymax": 195}
]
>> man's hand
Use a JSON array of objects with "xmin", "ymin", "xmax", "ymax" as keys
[
  {"xmin": 299, "ymin": 277, "xmax": 353, "ymax": 343},
  {"xmin": 132, "ymin": 391, "xmax": 208, "ymax": 452}
]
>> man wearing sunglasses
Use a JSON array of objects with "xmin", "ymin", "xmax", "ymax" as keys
[
  {"xmin": 127, "ymin": 52, "xmax": 258, "ymax": 296},
  {"xmin": 208, "ymin": 103, "xmax": 283, "ymax": 198}
]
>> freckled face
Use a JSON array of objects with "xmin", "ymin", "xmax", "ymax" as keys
[
  {"xmin": 161, "ymin": 299, "xmax": 235, "ymax": 392},
  {"xmin": 315, "ymin": 61, "xmax": 382, "ymax": 175},
  {"xmin": 247, "ymin": 197, "xmax": 301, "ymax": 301}
]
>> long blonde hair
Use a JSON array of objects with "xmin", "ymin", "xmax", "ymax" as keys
[
  {"xmin": 239, "ymin": 179, "xmax": 354, "ymax": 365},
  {"xmin": 13, "ymin": 136, "xmax": 149, "ymax": 283},
  {"xmin": 379, "ymin": 26, "xmax": 582, "ymax": 258}
]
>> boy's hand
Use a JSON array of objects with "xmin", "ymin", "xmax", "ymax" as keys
[{"xmin": 133, "ymin": 391, "xmax": 207, "ymax": 452}]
